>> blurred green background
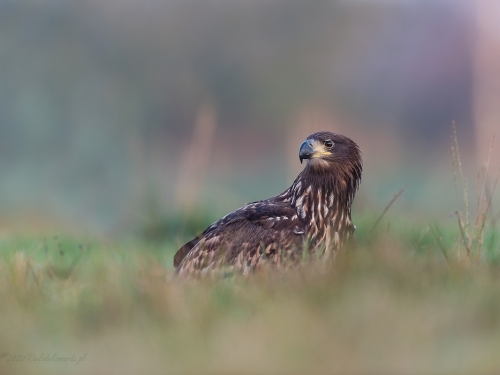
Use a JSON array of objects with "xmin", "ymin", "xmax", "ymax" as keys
[
  {"xmin": 0, "ymin": 0, "xmax": 498, "ymax": 239},
  {"xmin": 2, "ymin": 2, "xmax": 500, "ymax": 374}
]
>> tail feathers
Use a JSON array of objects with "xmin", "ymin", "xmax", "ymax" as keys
[{"xmin": 174, "ymin": 237, "xmax": 200, "ymax": 268}]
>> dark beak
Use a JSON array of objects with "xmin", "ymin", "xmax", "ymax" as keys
[{"xmin": 299, "ymin": 140, "xmax": 315, "ymax": 164}]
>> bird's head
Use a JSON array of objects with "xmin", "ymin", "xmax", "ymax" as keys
[{"xmin": 299, "ymin": 131, "xmax": 362, "ymax": 175}]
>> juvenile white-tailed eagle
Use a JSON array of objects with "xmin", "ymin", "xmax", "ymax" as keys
[{"xmin": 174, "ymin": 131, "xmax": 362, "ymax": 276}]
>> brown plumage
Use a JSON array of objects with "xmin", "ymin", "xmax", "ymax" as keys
[{"xmin": 174, "ymin": 131, "xmax": 362, "ymax": 277}]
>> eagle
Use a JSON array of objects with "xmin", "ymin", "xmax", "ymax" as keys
[{"xmin": 174, "ymin": 131, "xmax": 362, "ymax": 277}]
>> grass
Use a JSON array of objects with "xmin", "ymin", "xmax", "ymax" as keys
[
  {"xmin": 0, "ymin": 214, "xmax": 499, "ymax": 375},
  {"xmin": 1, "ymin": 129, "xmax": 500, "ymax": 375}
]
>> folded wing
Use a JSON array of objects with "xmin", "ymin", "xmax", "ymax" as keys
[{"xmin": 174, "ymin": 200, "xmax": 305, "ymax": 276}]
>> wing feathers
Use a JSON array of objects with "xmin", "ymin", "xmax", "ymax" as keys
[{"xmin": 174, "ymin": 200, "xmax": 305, "ymax": 274}]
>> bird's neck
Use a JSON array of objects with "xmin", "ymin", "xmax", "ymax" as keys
[
  {"xmin": 284, "ymin": 167, "xmax": 359, "ymax": 246},
  {"xmin": 291, "ymin": 166, "xmax": 357, "ymax": 207}
]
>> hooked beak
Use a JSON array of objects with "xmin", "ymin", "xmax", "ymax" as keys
[{"xmin": 299, "ymin": 140, "xmax": 315, "ymax": 164}]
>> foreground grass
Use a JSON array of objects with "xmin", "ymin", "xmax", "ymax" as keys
[{"xmin": 0, "ymin": 217, "xmax": 500, "ymax": 375}]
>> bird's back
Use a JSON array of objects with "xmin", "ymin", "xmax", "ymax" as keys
[{"xmin": 174, "ymin": 197, "xmax": 305, "ymax": 276}]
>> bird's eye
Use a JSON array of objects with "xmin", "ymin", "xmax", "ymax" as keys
[{"xmin": 324, "ymin": 140, "xmax": 334, "ymax": 148}]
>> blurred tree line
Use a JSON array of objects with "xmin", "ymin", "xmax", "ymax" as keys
[{"xmin": 0, "ymin": 0, "xmax": 476, "ymax": 235}]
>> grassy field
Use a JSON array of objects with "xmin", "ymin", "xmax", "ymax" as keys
[
  {"xmin": 0, "ymin": 210, "xmax": 499, "ymax": 375},
  {"xmin": 1, "ymin": 130, "xmax": 499, "ymax": 375}
]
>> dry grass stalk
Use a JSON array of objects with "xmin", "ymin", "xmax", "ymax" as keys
[
  {"xmin": 175, "ymin": 103, "xmax": 217, "ymax": 212},
  {"xmin": 451, "ymin": 121, "xmax": 470, "ymax": 231},
  {"xmin": 370, "ymin": 185, "xmax": 406, "ymax": 234},
  {"xmin": 452, "ymin": 123, "xmax": 498, "ymax": 262}
]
